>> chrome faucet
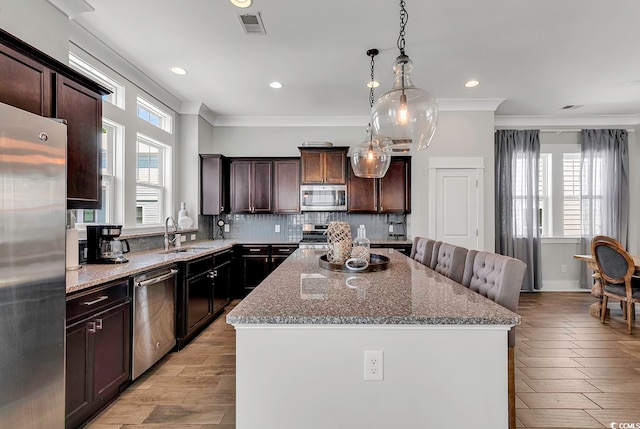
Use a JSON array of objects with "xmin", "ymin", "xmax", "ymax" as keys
[{"xmin": 164, "ymin": 216, "xmax": 178, "ymax": 251}]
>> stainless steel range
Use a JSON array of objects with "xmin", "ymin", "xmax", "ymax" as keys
[{"xmin": 299, "ymin": 224, "xmax": 329, "ymax": 250}]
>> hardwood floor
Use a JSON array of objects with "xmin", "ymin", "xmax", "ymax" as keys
[{"xmin": 84, "ymin": 293, "xmax": 640, "ymax": 429}]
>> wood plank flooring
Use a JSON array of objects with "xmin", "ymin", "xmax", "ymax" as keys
[{"xmin": 84, "ymin": 293, "xmax": 640, "ymax": 429}]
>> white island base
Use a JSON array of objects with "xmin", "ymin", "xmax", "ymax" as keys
[{"xmin": 234, "ymin": 324, "xmax": 510, "ymax": 429}]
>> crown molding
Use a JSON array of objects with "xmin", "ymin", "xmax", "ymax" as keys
[
  {"xmin": 495, "ymin": 114, "xmax": 640, "ymax": 128},
  {"xmin": 180, "ymin": 102, "xmax": 217, "ymax": 126},
  {"xmin": 46, "ymin": 0, "xmax": 94, "ymax": 19},
  {"xmin": 214, "ymin": 99, "xmax": 506, "ymax": 127}
]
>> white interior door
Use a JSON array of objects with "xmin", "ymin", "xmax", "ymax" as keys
[{"xmin": 429, "ymin": 165, "xmax": 483, "ymax": 250}]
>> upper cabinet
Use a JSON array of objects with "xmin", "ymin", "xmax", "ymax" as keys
[
  {"xmin": 200, "ymin": 154, "xmax": 230, "ymax": 215},
  {"xmin": 0, "ymin": 30, "xmax": 109, "ymax": 209},
  {"xmin": 348, "ymin": 157, "xmax": 411, "ymax": 213},
  {"xmin": 230, "ymin": 160, "xmax": 273, "ymax": 214},
  {"xmin": 299, "ymin": 147, "xmax": 348, "ymax": 185},
  {"xmin": 273, "ymin": 159, "xmax": 300, "ymax": 213}
]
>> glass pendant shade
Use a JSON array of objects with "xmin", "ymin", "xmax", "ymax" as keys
[
  {"xmin": 371, "ymin": 55, "xmax": 438, "ymax": 151},
  {"xmin": 350, "ymin": 127, "xmax": 391, "ymax": 178}
]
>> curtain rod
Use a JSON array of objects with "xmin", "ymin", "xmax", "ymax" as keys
[{"xmin": 538, "ymin": 129, "xmax": 636, "ymax": 134}]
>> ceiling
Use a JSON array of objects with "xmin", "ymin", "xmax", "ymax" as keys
[{"xmin": 72, "ymin": 0, "xmax": 640, "ymax": 121}]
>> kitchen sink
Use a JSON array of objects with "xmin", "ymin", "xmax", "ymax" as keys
[{"xmin": 158, "ymin": 246, "xmax": 196, "ymax": 254}]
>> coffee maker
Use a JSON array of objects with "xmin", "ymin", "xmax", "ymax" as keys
[{"xmin": 86, "ymin": 224, "xmax": 130, "ymax": 264}]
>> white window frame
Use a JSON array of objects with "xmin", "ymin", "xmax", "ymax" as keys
[
  {"xmin": 74, "ymin": 119, "xmax": 122, "ymax": 227},
  {"xmin": 68, "ymin": 53, "xmax": 125, "ymax": 109},
  {"xmin": 135, "ymin": 134, "xmax": 169, "ymax": 226},
  {"xmin": 562, "ymin": 152, "xmax": 581, "ymax": 237},
  {"xmin": 539, "ymin": 153, "xmax": 552, "ymax": 237},
  {"xmin": 137, "ymin": 96, "xmax": 173, "ymax": 133}
]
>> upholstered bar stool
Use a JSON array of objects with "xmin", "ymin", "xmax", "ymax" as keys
[
  {"xmin": 409, "ymin": 237, "xmax": 436, "ymax": 266},
  {"xmin": 464, "ymin": 251, "xmax": 527, "ymax": 429},
  {"xmin": 433, "ymin": 243, "xmax": 468, "ymax": 283}
]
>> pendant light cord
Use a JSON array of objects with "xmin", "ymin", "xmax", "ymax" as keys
[
  {"xmin": 368, "ymin": 50, "xmax": 377, "ymax": 108},
  {"xmin": 397, "ymin": 0, "xmax": 408, "ymax": 56}
]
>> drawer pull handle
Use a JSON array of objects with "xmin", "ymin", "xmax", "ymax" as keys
[
  {"xmin": 249, "ymin": 249, "xmax": 261, "ymax": 252},
  {"xmin": 278, "ymin": 249, "xmax": 290, "ymax": 252},
  {"xmin": 82, "ymin": 296, "xmax": 109, "ymax": 306}
]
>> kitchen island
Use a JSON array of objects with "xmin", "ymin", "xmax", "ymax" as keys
[{"xmin": 227, "ymin": 248, "xmax": 520, "ymax": 429}]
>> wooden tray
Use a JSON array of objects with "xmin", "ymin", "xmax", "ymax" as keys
[{"xmin": 319, "ymin": 253, "xmax": 390, "ymax": 273}]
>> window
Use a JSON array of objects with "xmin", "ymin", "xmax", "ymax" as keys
[
  {"xmin": 137, "ymin": 97, "xmax": 172, "ymax": 133},
  {"xmin": 538, "ymin": 154, "xmax": 552, "ymax": 236},
  {"xmin": 68, "ymin": 53, "xmax": 125, "ymax": 109},
  {"xmin": 136, "ymin": 134, "xmax": 168, "ymax": 225},
  {"xmin": 74, "ymin": 120, "xmax": 122, "ymax": 225},
  {"xmin": 511, "ymin": 154, "xmax": 538, "ymax": 236},
  {"xmin": 562, "ymin": 153, "xmax": 581, "ymax": 236}
]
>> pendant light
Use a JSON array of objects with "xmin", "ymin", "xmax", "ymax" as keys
[
  {"xmin": 350, "ymin": 49, "xmax": 392, "ymax": 178},
  {"xmin": 370, "ymin": 0, "xmax": 438, "ymax": 151}
]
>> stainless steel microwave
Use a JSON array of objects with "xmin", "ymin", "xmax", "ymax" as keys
[{"xmin": 300, "ymin": 185, "xmax": 347, "ymax": 211}]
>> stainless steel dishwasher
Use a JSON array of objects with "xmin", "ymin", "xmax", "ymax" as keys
[{"xmin": 132, "ymin": 265, "xmax": 178, "ymax": 379}]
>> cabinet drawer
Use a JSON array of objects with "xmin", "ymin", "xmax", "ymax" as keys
[
  {"xmin": 242, "ymin": 245, "xmax": 270, "ymax": 256},
  {"xmin": 186, "ymin": 255, "xmax": 214, "ymax": 278},
  {"xmin": 67, "ymin": 280, "xmax": 129, "ymax": 325},
  {"xmin": 271, "ymin": 245, "xmax": 297, "ymax": 256},
  {"xmin": 213, "ymin": 248, "xmax": 232, "ymax": 265}
]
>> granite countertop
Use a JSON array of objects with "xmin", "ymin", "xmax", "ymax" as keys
[
  {"xmin": 226, "ymin": 248, "xmax": 520, "ymax": 326},
  {"xmin": 66, "ymin": 238, "xmax": 413, "ymax": 295}
]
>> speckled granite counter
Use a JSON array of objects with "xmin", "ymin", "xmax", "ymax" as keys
[
  {"xmin": 226, "ymin": 248, "xmax": 519, "ymax": 326},
  {"xmin": 228, "ymin": 248, "xmax": 519, "ymax": 429}
]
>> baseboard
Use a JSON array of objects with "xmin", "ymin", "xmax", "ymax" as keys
[{"xmin": 540, "ymin": 280, "xmax": 589, "ymax": 292}]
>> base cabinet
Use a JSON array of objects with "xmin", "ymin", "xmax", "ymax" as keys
[
  {"xmin": 236, "ymin": 244, "xmax": 297, "ymax": 298},
  {"xmin": 65, "ymin": 280, "xmax": 131, "ymax": 429},
  {"xmin": 176, "ymin": 249, "xmax": 233, "ymax": 349}
]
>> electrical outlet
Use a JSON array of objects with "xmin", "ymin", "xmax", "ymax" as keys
[
  {"xmin": 190, "ymin": 234, "xmax": 196, "ymax": 241},
  {"xmin": 389, "ymin": 225, "xmax": 394, "ymax": 233},
  {"xmin": 364, "ymin": 350, "xmax": 384, "ymax": 381},
  {"xmin": 275, "ymin": 224, "xmax": 280, "ymax": 233},
  {"xmin": 224, "ymin": 224, "xmax": 230, "ymax": 232},
  {"xmin": 561, "ymin": 265, "xmax": 567, "ymax": 273},
  {"xmin": 180, "ymin": 234, "xmax": 186, "ymax": 242}
]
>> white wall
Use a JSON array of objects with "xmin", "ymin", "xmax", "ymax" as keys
[{"xmin": 0, "ymin": 0, "xmax": 68, "ymax": 62}]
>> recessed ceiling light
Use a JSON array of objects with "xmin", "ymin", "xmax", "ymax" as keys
[
  {"xmin": 465, "ymin": 80, "xmax": 480, "ymax": 88},
  {"xmin": 366, "ymin": 80, "xmax": 380, "ymax": 89},
  {"xmin": 269, "ymin": 81, "xmax": 283, "ymax": 89},
  {"xmin": 231, "ymin": 0, "xmax": 252, "ymax": 8},
  {"xmin": 171, "ymin": 67, "xmax": 188, "ymax": 75}
]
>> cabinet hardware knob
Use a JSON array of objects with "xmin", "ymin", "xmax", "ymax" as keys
[
  {"xmin": 95, "ymin": 319, "xmax": 103, "ymax": 330},
  {"xmin": 88, "ymin": 321, "xmax": 96, "ymax": 333}
]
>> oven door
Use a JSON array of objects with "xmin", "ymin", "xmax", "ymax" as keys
[{"xmin": 300, "ymin": 185, "xmax": 347, "ymax": 211}]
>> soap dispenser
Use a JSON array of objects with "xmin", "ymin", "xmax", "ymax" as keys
[{"xmin": 351, "ymin": 225, "xmax": 371, "ymax": 262}]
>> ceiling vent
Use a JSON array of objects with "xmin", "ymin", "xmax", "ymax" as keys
[
  {"xmin": 561, "ymin": 104, "xmax": 583, "ymax": 110},
  {"xmin": 238, "ymin": 13, "xmax": 266, "ymax": 35}
]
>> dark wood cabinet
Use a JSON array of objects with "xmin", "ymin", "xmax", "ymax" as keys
[
  {"xmin": 57, "ymin": 75, "xmax": 103, "ymax": 209},
  {"xmin": 270, "ymin": 245, "xmax": 297, "ymax": 270},
  {"xmin": 186, "ymin": 269, "xmax": 213, "ymax": 333},
  {"xmin": 0, "ymin": 42, "xmax": 52, "ymax": 116},
  {"xmin": 371, "ymin": 243, "xmax": 412, "ymax": 256},
  {"xmin": 300, "ymin": 147, "xmax": 348, "ymax": 184},
  {"xmin": 230, "ymin": 160, "xmax": 273, "ymax": 213},
  {"xmin": 273, "ymin": 159, "xmax": 300, "ymax": 213},
  {"xmin": 348, "ymin": 157, "xmax": 411, "ymax": 213},
  {"xmin": 201, "ymin": 154, "xmax": 230, "ymax": 215},
  {"xmin": 0, "ymin": 29, "xmax": 109, "ymax": 209},
  {"xmin": 176, "ymin": 249, "xmax": 233, "ymax": 349},
  {"xmin": 240, "ymin": 245, "xmax": 271, "ymax": 297},
  {"xmin": 65, "ymin": 280, "xmax": 130, "ymax": 429}
]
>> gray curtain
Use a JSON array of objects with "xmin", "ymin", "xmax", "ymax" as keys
[
  {"xmin": 579, "ymin": 129, "xmax": 629, "ymax": 288},
  {"xmin": 495, "ymin": 130, "xmax": 542, "ymax": 291}
]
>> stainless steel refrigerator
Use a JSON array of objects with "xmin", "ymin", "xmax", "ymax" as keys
[{"xmin": 0, "ymin": 102, "xmax": 67, "ymax": 428}]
